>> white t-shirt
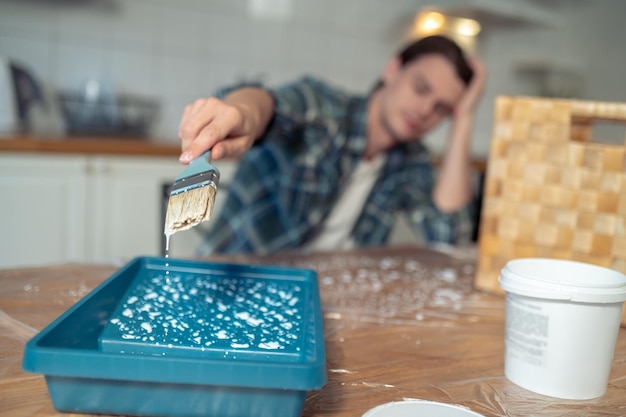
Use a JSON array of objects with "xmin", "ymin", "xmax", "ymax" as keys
[{"xmin": 306, "ymin": 154, "xmax": 386, "ymax": 251}]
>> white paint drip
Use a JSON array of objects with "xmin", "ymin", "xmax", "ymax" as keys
[{"xmin": 259, "ymin": 341, "xmax": 281, "ymax": 349}]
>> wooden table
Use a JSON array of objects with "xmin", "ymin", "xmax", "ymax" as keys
[{"xmin": 1, "ymin": 246, "xmax": 625, "ymax": 416}]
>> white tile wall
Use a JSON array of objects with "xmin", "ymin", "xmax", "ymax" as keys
[{"xmin": 1, "ymin": 0, "xmax": 624, "ymax": 153}]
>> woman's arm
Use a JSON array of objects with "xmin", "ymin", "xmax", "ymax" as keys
[
  {"xmin": 433, "ymin": 58, "xmax": 486, "ymax": 212},
  {"xmin": 178, "ymin": 86, "xmax": 274, "ymax": 163}
]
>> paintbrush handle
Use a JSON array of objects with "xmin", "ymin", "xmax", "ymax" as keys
[{"xmin": 175, "ymin": 150, "xmax": 219, "ymax": 181}]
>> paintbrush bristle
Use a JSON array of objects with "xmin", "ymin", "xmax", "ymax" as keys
[{"xmin": 164, "ymin": 185, "xmax": 216, "ymax": 236}]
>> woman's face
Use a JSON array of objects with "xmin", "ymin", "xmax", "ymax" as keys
[{"xmin": 378, "ymin": 54, "xmax": 465, "ymax": 143}]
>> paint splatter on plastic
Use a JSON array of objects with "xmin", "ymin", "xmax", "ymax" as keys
[{"xmin": 270, "ymin": 252, "xmax": 477, "ymax": 324}]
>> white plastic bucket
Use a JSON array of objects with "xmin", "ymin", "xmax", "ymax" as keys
[
  {"xmin": 362, "ymin": 400, "xmax": 485, "ymax": 417},
  {"xmin": 499, "ymin": 258, "xmax": 626, "ymax": 400}
]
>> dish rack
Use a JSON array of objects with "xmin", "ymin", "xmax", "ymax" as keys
[{"xmin": 58, "ymin": 92, "xmax": 159, "ymax": 137}]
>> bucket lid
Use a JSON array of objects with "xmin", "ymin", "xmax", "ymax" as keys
[
  {"xmin": 362, "ymin": 400, "xmax": 485, "ymax": 417},
  {"xmin": 498, "ymin": 258, "xmax": 626, "ymax": 303}
]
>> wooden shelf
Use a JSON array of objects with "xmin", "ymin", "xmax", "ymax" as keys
[{"xmin": 0, "ymin": 134, "xmax": 180, "ymax": 157}]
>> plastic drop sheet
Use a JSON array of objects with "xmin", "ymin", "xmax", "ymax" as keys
[{"xmin": 1, "ymin": 247, "xmax": 625, "ymax": 417}]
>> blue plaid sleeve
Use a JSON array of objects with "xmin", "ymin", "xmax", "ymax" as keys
[{"xmin": 405, "ymin": 174, "xmax": 475, "ymax": 244}]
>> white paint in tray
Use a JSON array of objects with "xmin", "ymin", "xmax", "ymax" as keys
[{"xmin": 105, "ymin": 271, "xmax": 304, "ymax": 355}]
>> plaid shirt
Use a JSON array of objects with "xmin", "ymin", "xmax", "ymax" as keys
[{"xmin": 197, "ymin": 77, "xmax": 474, "ymax": 255}]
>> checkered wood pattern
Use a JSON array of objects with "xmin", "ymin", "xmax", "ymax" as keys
[{"xmin": 474, "ymin": 96, "xmax": 626, "ymax": 325}]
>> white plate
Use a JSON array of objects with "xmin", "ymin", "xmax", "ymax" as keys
[{"xmin": 363, "ymin": 400, "xmax": 485, "ymax": 417}]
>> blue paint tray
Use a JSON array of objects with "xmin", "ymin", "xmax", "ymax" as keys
[{"xmin": 22, "ymin": 257, "xmax": 327, "ymax": 417}]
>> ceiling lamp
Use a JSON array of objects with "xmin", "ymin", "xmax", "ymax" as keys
[
  {"xmin": 455, "ymin": 17, "xmax": 482, "ymax": 37},
  {"xmin": 416, "ymin": 11, "xmax": 446, "ymax": 34},
  {"xmin": 413, "ymin": 8, "xmax": 482, "ymax": 53}
]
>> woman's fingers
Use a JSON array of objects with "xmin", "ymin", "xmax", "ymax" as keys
[
  {"xmin": 455, "ymin": 58, "xmax": 487, "ymax": 117},
  {"xmin": 177, "ymin": 97, "xmax": 247, "ymax": 163},
  {"xmin": 179, "ymin": 98, "xmax": 220, "ymax": 151},
  {"xmin": 210, "ymin": 134, "xmax": 253, "ymax": 160}
]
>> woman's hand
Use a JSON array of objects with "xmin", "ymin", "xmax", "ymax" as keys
[
  {"xmin": 177, "ymin": 87, "xmax": 274, "ymax": 163},
  {"xmin": 454, "ymin": 57, "xmax": 487, "ymax": 119}
]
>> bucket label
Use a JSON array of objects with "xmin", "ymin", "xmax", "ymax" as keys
[{"xmin": 505, "ymin": 294, "xmax": 549, "ymax": 367}]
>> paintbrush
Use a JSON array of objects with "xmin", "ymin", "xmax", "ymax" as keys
[{"xmin": 164, "ymin": 150, "xmax": 220, "ymax": 243}]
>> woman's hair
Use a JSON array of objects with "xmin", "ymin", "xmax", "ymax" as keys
[{"xmin": 397, "ymin": 35, "xmax": 473, "ymax": 86}]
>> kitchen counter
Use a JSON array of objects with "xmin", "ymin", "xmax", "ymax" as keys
[
  {"xmin": 1, "ymin": 245, "xmax": 625, "ymax": 417},
  {"xmin": 0, "ymin": 134, "xmax": 180, "ymax": 157},
  {"xmin": 0, "ymin": 134, "xmax": 488, "ymax": 171}
]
